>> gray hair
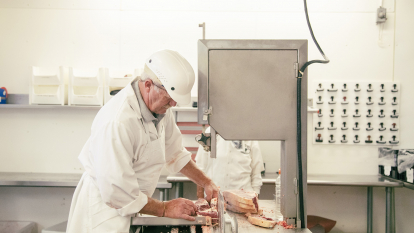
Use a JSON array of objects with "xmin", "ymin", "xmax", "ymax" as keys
[{"xmin": 139, "ymin": 72, "xmax": 161, "ymax": 92}]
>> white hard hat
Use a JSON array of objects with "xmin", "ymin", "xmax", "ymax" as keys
[{"xmin": 145, "ymin": 49, "xmax": 195, "ymax": 106}]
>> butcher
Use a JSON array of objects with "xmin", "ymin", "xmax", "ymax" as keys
[{"xmin": 66, "ymin": 49, "xmax": 219, "ymax": 233}]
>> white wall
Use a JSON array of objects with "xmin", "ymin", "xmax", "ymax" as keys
[{"xmin": 0, "ymin": 0, "xmax": 413, "ymax": 232}]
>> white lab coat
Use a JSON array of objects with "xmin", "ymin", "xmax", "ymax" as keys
[
  {"xmin": 66, "ymin": 82, "xmax": 191, "ymax": 233},
  {"xmin": 195, "ymin": 127, "xmax": 264, "ymax": 194}
]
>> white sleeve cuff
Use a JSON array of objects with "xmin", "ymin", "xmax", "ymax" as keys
[
  {"xmin": 116, "ymin": 191, "xmax": 148, "ymax": 217},
  {"xmin": 253, "ymin": 187, "xmax": 261, "ymax": 195}
]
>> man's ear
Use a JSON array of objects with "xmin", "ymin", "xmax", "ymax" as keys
[{"xmin": 144, "ymin": 79, "xmax": 153, "ymax": 93}]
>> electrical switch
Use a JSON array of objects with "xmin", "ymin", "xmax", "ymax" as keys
[
  {"xmin": 379, "ymin": 97, "xmax": 386, "ymax": 105},
  {"xmin": 367, "ymin": 84, "xmax": 373, "ymax": 92},
  {"xmin": 328, "ymin": 96, "xmax": 336, "ymax": 104},
  {"xmin": 392, "ymin": 97, "xmax": 398, "ymax": 106},
  {"xmin": 365, "ymin": 135, "xmax": 373, "ymax": 143},
  {"xmin": 328, "ymin": 83, "xmax": 338, "ymax": 92},
  {"xmin": 367, "ymin": 109, "xmax": 373, "ymax": 118},
  {"xmin": 379, "ymin": 109, "xmax": 385, "ymax": 118},
  {"xmin": 353, "ymin": 109, "xmax": 361, "ymax": 117},
  {"xmin": 315, "ymin": 122, "xmax": 324, "ymax": 130},
  {"xmin": 317, "ymin": 83, "xmax": 324, "ymax": 92},
  {"xmin": 353, "ymin": 122, "xmax": 360, "ymax": 131},
  {"xmin": 341, "ymin": 96, "xmax": 348, "ymax": 104},
  {"xmin": 342, "ymin": 83, "xmax": 348, "ymax": 92},
  {"xmin": 328, "ymin": 134, "xmax": 336, "ymax": 143},
  {"xmin": 315, "ymin": 134, "xmax": 323, "ymax": 143},
  {"xmin": 328, "ymin": 122, "xmax": 337, "ymax": 130},
  {"xmin": 316, "ymin": 96, "xmax": 323, "ymax": 104},
  {"xmin": 390, "ymin": 123, "xmax": 398, "ymax": 131},
  {"xmin": 391, "ymin": 84, "xmax": 398, "ymax": 92},
  {"xmin": 366, "ymin": 122, "xmax": 373, "ymax": 131},
  {"xmin": 376, "ymin": 135, "xmax": 386, "ymax": 144},
  {"xmin": 355, "ymin": 83, "xmax": 361, "ymax": 92},
  {"xmin": 341, "ymin": 122, "xmax": 348, "ymax": 130},
  {"xmin": 341, "ymin": 135, "xmax": 348, "ymax": 143},
  {"xmin": 380, "ymin": 84, "xmax": 385, "ymax": 92},
  {"xmin": 366, "ymin": 96, "xmax": 373, "ymax": 105},
  {"xmin": 341, "ymin": 109, "xmax": 348, "ymax": 117},
  {"xmin": 355, "ymin": 96, "xmax": 360, "ymax": 105},
  {"xmin": 379, "ymin": 122, "xmax": 386, "ymax": 131},
  {"xmin": 329, "ymin": 109, "xmax": 335, "ymax": 117},
  {"xmin": 391, "ymin": 110, "xmax": 399, "ymax": 118},
  {"xmin": 353, "ymin": 135, "xmax": 360, "ymax": 143},
  {"xmin": 389, "ymin": 135, "xmax": 399, "ymax": 145},
  {"xmin": 318, "ymin": 109, "xmax": 323, "ymax": 117}
]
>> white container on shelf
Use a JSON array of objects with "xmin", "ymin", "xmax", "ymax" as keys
[
  {"xmin": 103, "ymin": 68, "xmax": 137, "ymax": 104},
  {"xmin": 68, "ymin": 67, "xmax": 104, "ymax": 106},
  {"xmin": 30, "ymin": 66, "xmax": 65, "ymax": 105}
]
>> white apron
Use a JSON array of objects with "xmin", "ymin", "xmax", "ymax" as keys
[{"xmin": 67, "ymin": 118, "xmax": 166, "ymax": 233}]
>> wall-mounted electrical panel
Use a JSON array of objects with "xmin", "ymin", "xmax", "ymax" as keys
[{"xmin": 312, "ymin": 81, "xmax": 400, "ymax": 145}]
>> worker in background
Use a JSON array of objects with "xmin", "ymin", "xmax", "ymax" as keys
[
  {"xmin": 67, "ymin": 50, "xmax": 219, "ymax": 233},
  {"xmin": 196, "ymin": 127, "xmax": 264, "ymax": 198}
]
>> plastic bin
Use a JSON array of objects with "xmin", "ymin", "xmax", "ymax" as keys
[
  {"xmin": 30, "ymin": 66, "xmax": 65, "ymax": 105},
  {"xmin": 0, "ymin": 221, "xmax": 36, "ymax": 233},
  {"xmin": 68, "ymin": 68, "xmax": 104, "ymax": 106},
  {"xmin": 103, "ymin": 68, "xmax": 137, "ymax": 104}
]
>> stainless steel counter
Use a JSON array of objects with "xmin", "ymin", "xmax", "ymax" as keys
[
  {"xmin": 0, "ymin": 172, "xmax": 172, "ymax": 188},
  {"xmin": 167, "ymin": 173, "xmax": 403, "ymax": 187}
]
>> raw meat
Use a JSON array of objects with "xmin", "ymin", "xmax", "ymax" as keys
[
  {"xmin": 195, "ymin": 198, "xmax": 210, "ymax": 211},
  {"xmin": 245, "ymin": 213, "xmax": 277, "ymax": 228},
  {"xmin": 222, "ymin": 190, "xmax": 259, "ymax": 213},
  {"xmin": 226, "ymin": 203, "xmax": 257, "ymax": 214},
  {"xmin": 195, "ymin": 198, "xmax": 218, "ymax": 225}
]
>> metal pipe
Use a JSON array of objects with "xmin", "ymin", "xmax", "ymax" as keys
[
  {"xmin": 367, "ymin": 187, "xmax": 373, "ymax": 233},
  {"xmin": 159, "ymin": 189, "xmax": 164, "ymax": 202},
  {"xmin": 385, "ymin": 187, "xmax": 395, "ymax": 233},
  {"xmin": 175, "ymin": 182, "xmax": 183, "ymax": 198}
]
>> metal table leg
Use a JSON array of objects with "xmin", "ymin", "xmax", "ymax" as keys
[
  {"xmin": 175, "ymin": 182, "xmax": 183, "ymax": 198},
  {"xmin": 367, "ymin": 187, "xmax": 373, "ymax": 233},
  {"xmin": 164, "ymin": 189, "xmax": 169, "ymax": 201},
  {"xmin": 159, "ymin": 189, "xmax": 165, "ymax": 201},
  {"xmin": 385, "ymin": 187, "xmax": 395, "ymax": 233}
]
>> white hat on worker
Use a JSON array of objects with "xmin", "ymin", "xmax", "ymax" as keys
[{"xmin": 145, "ymin": 49, "xmax": 195, "ymax": 106}]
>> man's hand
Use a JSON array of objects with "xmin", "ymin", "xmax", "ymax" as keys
[
  {"xmin": 203, "ymin": 181, "xmax": 219, "ymax": 203},
  {"xmin": 164, "ymin": 198, "xmax": 197, "ymax": 221}
]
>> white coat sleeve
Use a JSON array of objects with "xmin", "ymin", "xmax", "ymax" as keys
[
  {"xmin": 164, "ymin": 110, "xmax": 192, "ymax": 173},
  {"xmin": 89, "ymin": 121, "xmax": 148, "ymax": 217},
  {"xmin": 250, "ymin": 141, "xmax": 264, "ymax": 194},
  {"xmin": 195, "ymin": 144, "xmax": 209, "ymax": 173}
]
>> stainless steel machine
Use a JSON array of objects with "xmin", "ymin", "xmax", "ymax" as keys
[{"xmin": 197, "ymin": 39, "xmax": 308, "ymax": 227}]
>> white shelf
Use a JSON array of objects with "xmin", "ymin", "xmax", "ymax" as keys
[{"xmin": 1, "ymin": 94, "xmax": 199, "ymax": 111}]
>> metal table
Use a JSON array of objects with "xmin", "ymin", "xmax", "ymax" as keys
[
  {"xmin": 0, "ymin": 172, "xmax": 172, "ymax": 201},
  {"xmin": 167, "ymin": 173, "xmax": 403, "ymax": 233}
]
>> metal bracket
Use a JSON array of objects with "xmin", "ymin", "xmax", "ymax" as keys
[
  {"xmin": 293, "ymin": 178, "xmax": 298, "ymax": 195},
  {"xmin": 294, "ymin": 63, "xmax": 299, "ymax": 78},
  {"xmin": 202, "ymin": 106, "xmax": 212, "ymax": 121},
  {"xmin": 376, "ymin": 7, "xmax": 387, "ymax": 24}
]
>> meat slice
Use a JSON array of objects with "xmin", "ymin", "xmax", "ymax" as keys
[
  {"xmin": 195, "ymin": 198, "xmax": 210, "ymax": 211},
  {"xmin": 226, "ymin": 203, "xmax": 257, "ymax": 214},
  {"xmin": 210, "ymin": 198, "xmax": 217, "ymax": 211},
  {"xmin": 222, "ymin": 190, "xmax": 259, "ymax": 213},
  {"xmin": 245, "ymin": 213, "xmax": 277, "ymax": 228},
  {"xmin": 197, "ymin": 209, "xmax": 218, "ymax": 219}
]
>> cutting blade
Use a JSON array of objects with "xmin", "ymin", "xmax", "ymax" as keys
[{"xmin": 218, "ymin": 191, "xmax": 225, "ymax": 233}]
